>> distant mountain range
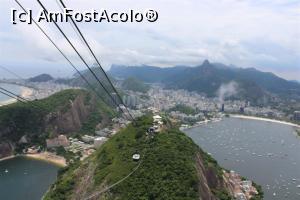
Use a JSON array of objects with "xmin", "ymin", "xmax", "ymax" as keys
[
  {"xmin": 109, "ymin": 60, "xmax": 300, "ymax": 104},
  {"xmin": 28, "ymin": 74, "xmax": 54, "ymax": 82}
]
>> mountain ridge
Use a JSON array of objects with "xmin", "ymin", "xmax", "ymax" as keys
[
  {"xmin": 28, "ymin": 74, "xmax": 54, "ymax": 82},
  {"xmin": 43, "ymin": 115, "xmax": 242, "ymax": 200},
  {"xmin": 109, "ymin": 61, "xmax": 300, "ymax": 104}
]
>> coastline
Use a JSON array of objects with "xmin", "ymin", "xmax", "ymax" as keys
[
  {"xmin": 24, "ymin": 152, "xmax": 67, "ymax": 167},
  {"xmin": 180, "ymin": 118, "xmax": 222, "ymax": 131},
  {"xmin": 230, "ymin": 114, "xmax": 300, "ymax": 128},
  {"xmin": 0, "ymin": 85, "xmax": 34, "ymax": 107},
  {"xmin": 0, "ymin": 152, "xmax": 66, "ymax": 167},
  {"xmin": 181, "ymin": 115, "xmax": 300, "ymax": 131},
  {"xmin": 0, "ymin": 98, "xmax": 17, "ymax": 107},
  {"xmin": 0, "ymin": 155, "xmax": 15, "ymax": 162}
]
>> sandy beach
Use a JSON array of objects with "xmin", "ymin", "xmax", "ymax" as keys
[
  {"xmin": 0, "ymin": 86, "xmax": 34, "ymax": 107},
  {"xmin": 0, "ymin": 152, "xmax": 66, "ymax": 167},
  {"xmin": 231, "ymin": 114, "xmax": 300, "ymax": 128},
  {"xmin": 25, "ymin": 152, "xmax": 67, "ymax": 167},
  {"xmin": 0, "ymin": 155, "xmax": 15, "ymax": 162},
  {"xmin": 0, "ymin": 98, "xmax": 17, "ymax": 107}
]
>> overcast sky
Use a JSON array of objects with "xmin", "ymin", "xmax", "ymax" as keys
[{"xmin": 0, "ymin": 0, "xmax": 299, "ymax": 80}]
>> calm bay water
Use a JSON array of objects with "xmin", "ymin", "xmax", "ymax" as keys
[
  {"xmin": 0, "ymin": 83, "xmax": 23, "ymax": 102},
  {"xmin": 185, "ymin": 118, "xmax": 300, "ymax": 200},
  {"xmin": 0, "ymin": 157, "xmax": 59, "ymax": 200}
]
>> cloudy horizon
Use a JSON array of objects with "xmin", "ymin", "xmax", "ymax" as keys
[{"xmin": 0, "ymin": 0, "xmax": 299, "ymax": 80}]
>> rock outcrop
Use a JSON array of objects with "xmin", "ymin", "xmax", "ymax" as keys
[
  {"xmin": 0, "ymin": 90, "xmax": 98, "ymax": 159},
  {"xmin": 0, "ymin": 142, "xmax": 14, "ymax": 158},
  {"xmin": 45, "ymin": 94, "xmax": 94, "ymax": 134},
  {"xmin": 195, "ymin": 153, "xmax": 230, "ymax": 200}
]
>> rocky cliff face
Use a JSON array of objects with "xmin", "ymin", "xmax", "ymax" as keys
[
  {"xmin": 195, "ymin": 152, "xmax": 230, "ymax": 200},
  {"xmin": 45, "ymin": 94, "xmax": 94, "ymax": 135},
  {"xmin": 0, "ymin": 142, "xmax": 14, "ymax": 158},
  {"xmin": 0, "ymin": 90, "xmax": 97, "ymax": 159}
]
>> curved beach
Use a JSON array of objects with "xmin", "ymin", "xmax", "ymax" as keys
[
  {"xmin": 25, "ymin": 152, "xmax": 67, "ymax": 167},
  {"xmin": 231, "ymin": 114, "xmax": 300, "ymax": 128},
  {"xmin": 0, "ymin": 99, "xmax": 17, "ymax": 107},
  {"xmin": 0, "ymin": 86, "xmax": 34, "ymax": 106},
  {"xmin": 0, "ymin": 153, "xmax": 66, "ymax": 167},
  {"xmin": 0, "ymin": 155, "xmax": 15, "ymax": 162}
]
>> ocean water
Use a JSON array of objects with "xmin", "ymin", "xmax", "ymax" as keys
[
  {"xmin": 0, "ymin": 157, "xmax": 59, "ymax": 200},
  {"xmin": 185, "ymin": 118, "xmax": 300, "ymax": 200},
  {"xmin": 0, "ymin": 83, "xmax": 23, "ymax": 103}
]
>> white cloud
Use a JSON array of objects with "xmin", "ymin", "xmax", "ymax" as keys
[{"xmin": 0, "ymin": 0, "xmax": 299, "ymax": 79}]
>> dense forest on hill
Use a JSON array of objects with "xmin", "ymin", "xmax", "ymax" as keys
[
  {"xmin": 44, "ymin": 116, "xmax": 236, "ymax": 200},
  {"xmin": 121, "ymin": 77, "xmax": 150, "ymax": 93},
  {"xmin": 169, "ymin": 104, "xmax": 198, "ymax": 115},
  {"xmin": 0, "ymin": 89, "xmax": 114, "ymax": 152}
]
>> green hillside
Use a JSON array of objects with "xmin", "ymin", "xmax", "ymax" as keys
[
  {"xmin": 122, "ymin": 77, "xmax": 150, "ymax": 93},
  {"xmin": 56, "ymin": 67, "xmax": 125, "ymax": 106},
  {"xmin": 61, "ymin": 67, "xmax": 116, "ymax": 91},
  {"xmin": 169, "ymin": 104, "xmax": 198, "ymax": 115},
  {"xmin": 0, "ymin": 89, "xmax": 114, "ymax": 150},
  {"xmin": 44, "ymin": 116, "xmax": 233, "ymax": 200},
  {"xmin": 0, "ymin": 90, "xmax": 82, "ymax": 140}
]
